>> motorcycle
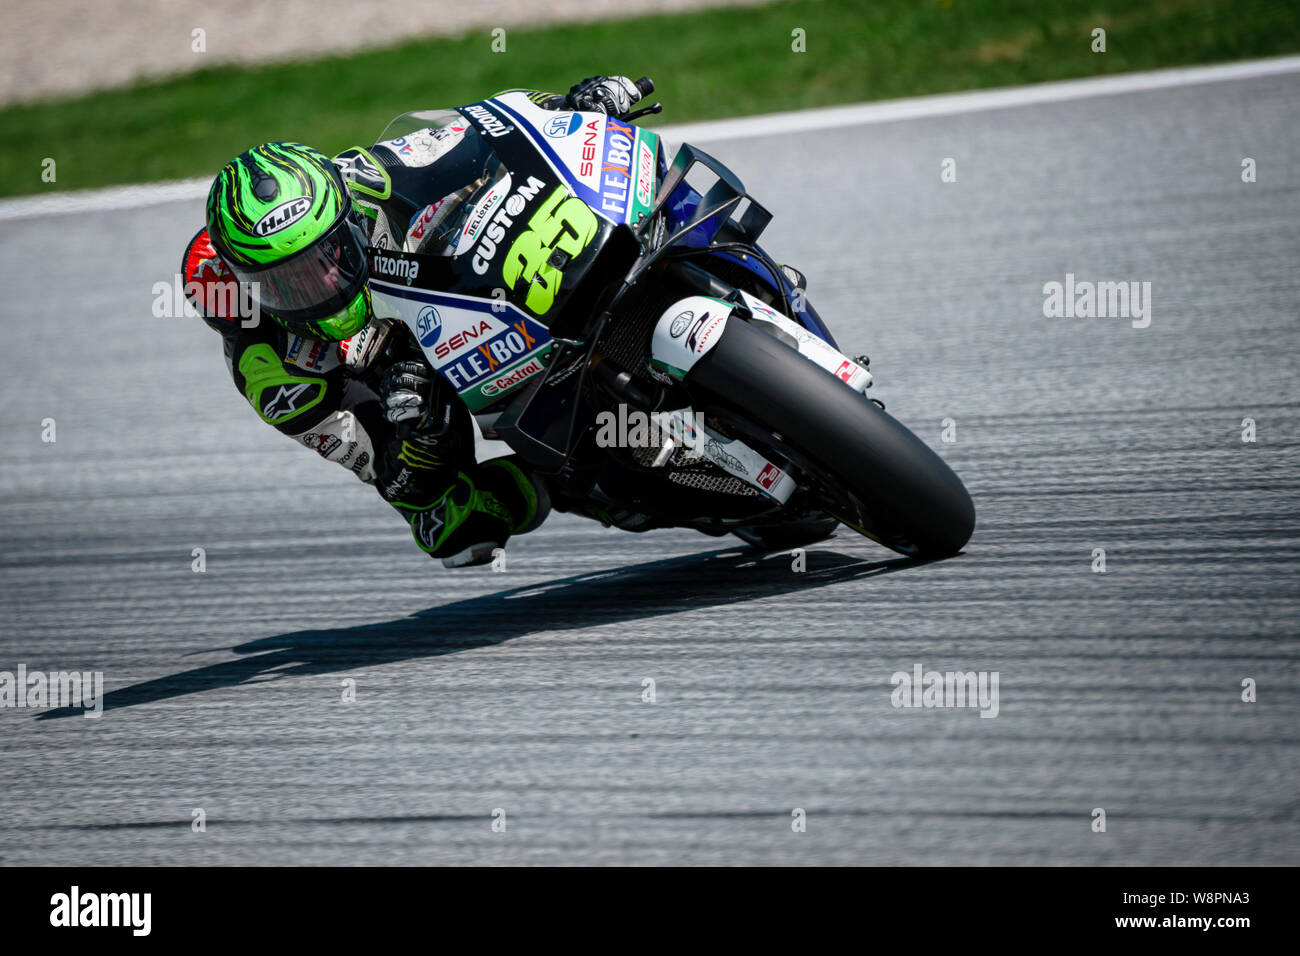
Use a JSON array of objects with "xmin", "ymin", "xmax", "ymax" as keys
[{"xmin": 362, "ymin": 78, "xmax": 975, "ymax": 557}]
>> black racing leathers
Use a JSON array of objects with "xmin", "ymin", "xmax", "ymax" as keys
[
  {"xmin": 183, "ymin": 228, "xmax": 528, "ymax": 562},
  {"xmin": 185, "ymin": 81, "xmax": 643, "ymax": 561}
]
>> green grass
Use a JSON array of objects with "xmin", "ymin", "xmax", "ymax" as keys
[{"xmin": 2, "ymin": 0, "xmax": 1298, "ymax": 197}]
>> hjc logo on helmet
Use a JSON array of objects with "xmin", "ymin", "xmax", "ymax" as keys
[{"xmin": 253, "ymin": 197, "xmax": 313, "ymax": 237}]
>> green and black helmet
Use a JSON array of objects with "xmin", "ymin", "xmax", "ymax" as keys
[{"xmin": 206, "ymin": 142, "xmax": 371, "ymax": 341}]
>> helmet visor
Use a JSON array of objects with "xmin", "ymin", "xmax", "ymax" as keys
[{"xmin": 226, "ymin": 214, "xmax": 369, "ymax": 324}]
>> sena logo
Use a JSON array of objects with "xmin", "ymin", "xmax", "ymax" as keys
[
  {"xmin": 578, "ymin": 120, "xmax": 599, "ymax": 178},
  {"xmin": 669, "ymin": 310, "xmax": 693, "ymax": 338},
  {"xmin": 253, "ymin": 197, "xmax": 311, "ymax": 236},
  {"xmin": 433, "ymin": 319, "xmax": 493, "ymax": 360}
]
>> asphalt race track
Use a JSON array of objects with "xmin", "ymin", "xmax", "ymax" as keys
[{"xmin": 1, "ymin": 70, "xmax": 1297, "ymax": 865}]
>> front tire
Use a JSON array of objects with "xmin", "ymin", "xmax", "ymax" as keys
[{"xmin": 688, "ymin": 318, "xmax": 975, "ymax": 558}]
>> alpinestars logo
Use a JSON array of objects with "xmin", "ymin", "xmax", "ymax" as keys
[
  {"xmin": 262, "ymin": 382, "xmax": 316, "ymax": 419},
  {"xmin": 415, "ymin": 509, "xmax": 445, "ymax": 549},
  {"xmin": 334, "ymin": 149, "xmax": 382, "ymax": 183}
]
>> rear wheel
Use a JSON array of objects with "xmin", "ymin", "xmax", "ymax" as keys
[{"xmin": 688, "ymin": 318, "xmax": 975, "ymax": 558}]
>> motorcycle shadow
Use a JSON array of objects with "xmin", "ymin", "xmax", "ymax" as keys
[{"xmin": 37, "ymin": 544, "xmax": 944, "ymax": 720}]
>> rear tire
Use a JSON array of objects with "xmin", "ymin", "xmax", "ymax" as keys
[{"xmin": 689, "ymin": 318, "xmax": 975, "ymax": 558}]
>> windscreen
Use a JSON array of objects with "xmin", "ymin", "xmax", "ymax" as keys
[{"xmin": 373, "ymin": 109, "xmax": 510, "ymax": 257}]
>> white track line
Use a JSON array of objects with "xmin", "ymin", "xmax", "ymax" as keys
[
  {"xmin": 3, "ymin": 54, "xmax": 1298, "ymax": 222},
  {"xmin": 659, "ymin": 53, "xmax": 1300, "ymax": 143},
  {"xmin": 0, "ymin": 176, "xmax": 211, "ymax": 222}
]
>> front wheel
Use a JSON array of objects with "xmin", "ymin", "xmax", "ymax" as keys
[{"xmin": 687, "ymin": 318, "xmax": 975, "ymax": 558}]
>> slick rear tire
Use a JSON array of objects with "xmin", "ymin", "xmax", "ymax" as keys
[{"xmin": 689, "ymin": 318, "xmax": 975, "ymax": 558}]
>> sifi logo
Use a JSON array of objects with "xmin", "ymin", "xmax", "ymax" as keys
[
  {"xmin": 416, "ymin": 305, "xmax": 442, "ymax": 346},
  {"xmin": 253, "ymin": 197, "xmax": 312, "ymax": 236},
  {"xmin": 545, "ymin": 113, "xmax": 584, "ymax": 139}
]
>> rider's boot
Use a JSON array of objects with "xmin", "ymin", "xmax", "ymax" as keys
[{"xmin": 397, "ymin": 457, "xmax": 550, "ymax": 568}]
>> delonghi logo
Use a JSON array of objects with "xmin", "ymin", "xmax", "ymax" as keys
[
  {"xmin": 253, "ymin": 197, "xmax": 312, "ymax": 236},
  {"xmin": 545, "ymin": 113, "xmax": 583, "ymax": 139},
  {"xmin": 669, "ymin": 310, "xmax": 693, "ymax": 337},
  {"xmin": 464, "ymin": 103, "xmax": 511, "ymax": 138},
  {"xmin": 371, "ymin": 252, "xmax": 420, "ymax": 283},
  {"xmin": 471, "ymin": 175, "xmax": 547, "ymax": 275},
  {"xmin": 416, "ymin": 305, "xmax": 442, "ymax": 346},
  {"xmin": 455, "ymin": 175, "xmax": 511, "ymax": 254}
]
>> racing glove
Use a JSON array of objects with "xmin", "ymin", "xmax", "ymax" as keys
[
  {"xmin": 380, "ymin": 359, "xmax": 436, "ymax": 427},
  {"xmin": 565, "ymin": 76, "xmax": 651, "ymax": 120},
  {"xmin": 376, "ymin": 358, "xmax": 469, "ymax": 507}
]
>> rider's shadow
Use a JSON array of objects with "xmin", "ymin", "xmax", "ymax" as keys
[{"xmin": 37, "ymin": 545, "xmax": 940, "ymax": 720}]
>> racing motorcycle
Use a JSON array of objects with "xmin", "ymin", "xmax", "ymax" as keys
[{"xmin": 362, "ymin": 78, "xmax": 975, "ymax": 557}]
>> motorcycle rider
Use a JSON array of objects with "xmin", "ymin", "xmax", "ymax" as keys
[{"xmin": 182, "ymin": 76, "xmax": 651, "ymax": 567}]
